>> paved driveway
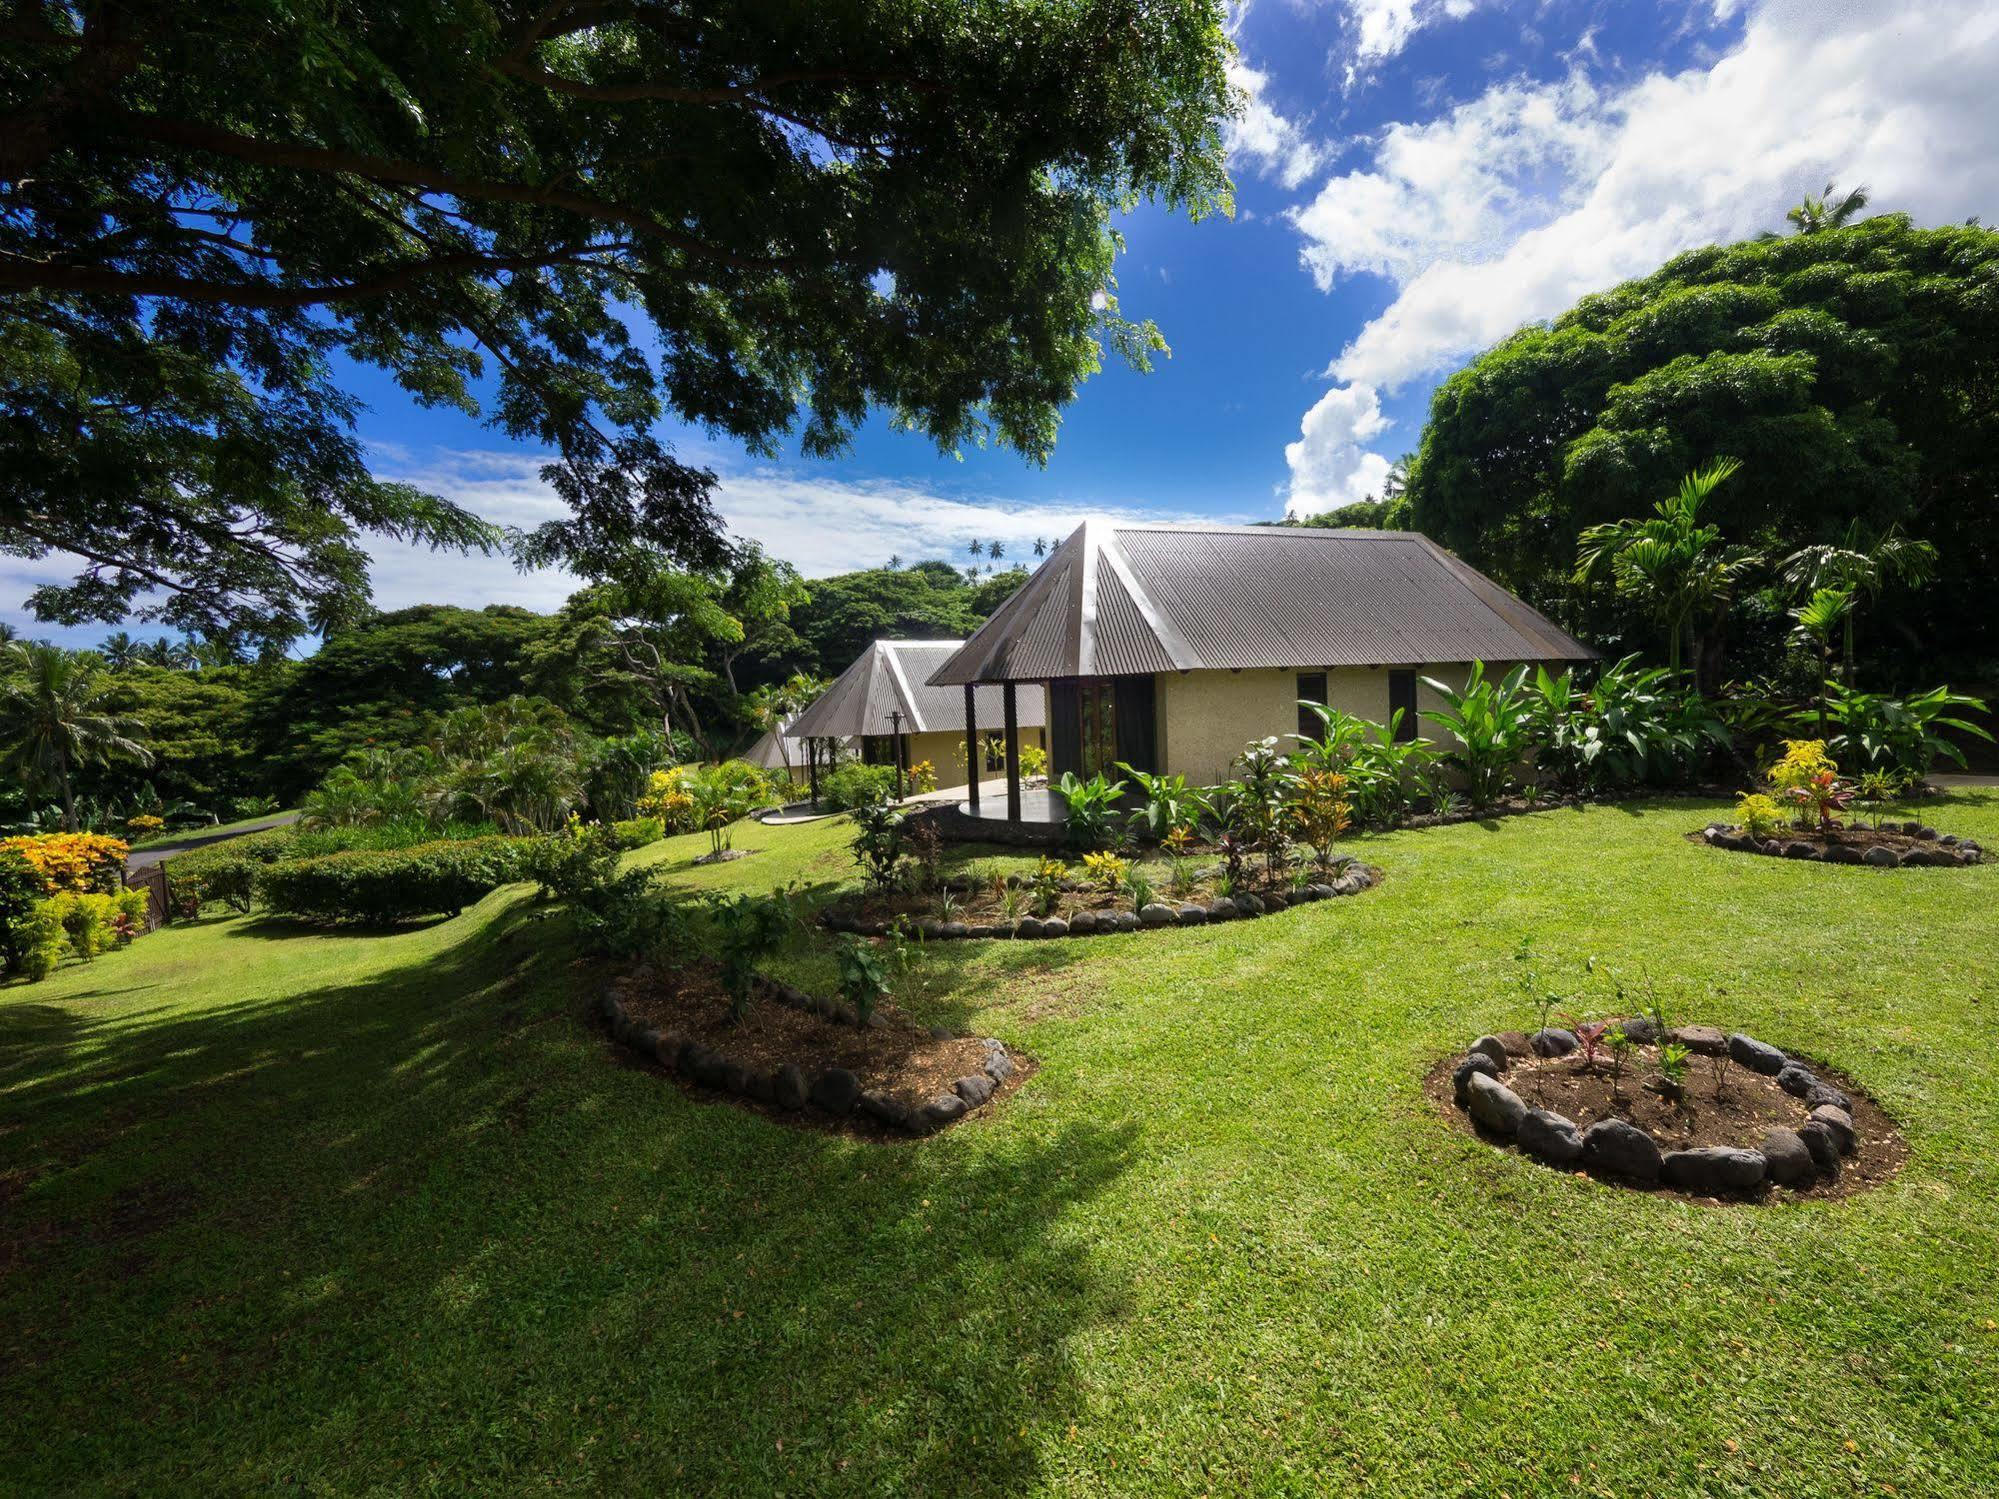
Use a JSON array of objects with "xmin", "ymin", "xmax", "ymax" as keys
[{"xmin": 125, "ymin": 813, "xmax": 300, "ymax": 873}]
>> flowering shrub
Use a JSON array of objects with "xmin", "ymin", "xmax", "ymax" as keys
[
  {"xmin": 45, "ymin": 890, "xmax": 149, "ymax": 961},
  {"xmin": 0, "ymin": 833, "xmax": 130, "ymax": 896},
  {"xmin": 1733, "ymin": 793, "xmax": 1785, "ymax": 841},
  {"xmin": 1766, "ymin": 741, "xmax": 1851, "ymax": 830},
  {"xmin": 906, "ymin": 758, "xmax": 938, "ymax": 794},
  {"xmin": 636, "ymin": 761, "xmax": 776, "ymax": 832},
  {"xmin": 125, "ymin": 814, "xmax": 165, "ymax": 837},
  {"xmin": 1289, "ymin": 767, "xmax": 1354, "ymax": 870},
  {"xmin": 635, "ymin": 766, "xmax": 699, "ymax": 832}
]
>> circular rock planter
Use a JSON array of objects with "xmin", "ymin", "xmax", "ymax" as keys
[
  {"xmin": 820, "ymin": 861, "xmax": 1383, "ymax": 942},
  {"xmin": 1693, "ymin": 819, "xmax": 1983, "ymax": 868},
  {"xmin": 597, "ymin": 965, "xmax": 1028, "ymax": 1138},
  {"xmin": 1432, "ymin": 1024, "xmax": 1906, "ymax": 1201}
]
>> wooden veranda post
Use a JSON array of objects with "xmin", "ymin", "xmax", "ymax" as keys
[
  {"xmin": 1003, "ymin": 682, "xmax": 1021, "ymax": 823},
  {"xmin": 887, "ymin": 710, "xmax": 905, "ymax": 800},
  {"xmin": 807, "ymin": 737, "xmax": 819, "ymax": 806},
  {"xmin": 964, "ymin": 683, "xmax": 980, "ymax": 814}
]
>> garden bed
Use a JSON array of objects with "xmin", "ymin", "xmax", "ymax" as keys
[
  {"xmin": 1429, "ymin": 1025, "xmax": 1906, "ymax": 1201},
  {"xmin": 595, "ymin": 964, "xmax": 1029, "ymax": 1138},
  {"xmin": 1693, "ymin": 819, "xmax": 1983, "ymax": 867},
  {"xmin": 820, "ymin": 859, "xmax": 1382, "ymax": 940}
]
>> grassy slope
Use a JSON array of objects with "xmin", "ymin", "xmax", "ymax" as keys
[{"xmin": 3, "ymin": 796, "xmax": 1998, "ymax": 1495}]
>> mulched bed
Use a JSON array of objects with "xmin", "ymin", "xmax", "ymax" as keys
[
  {"xmin": 1692, "ymin": 818, "xmax": 1983, "ymax": 867},
  {"xmin": 821, "ymin": 859, "xmax": 1380, "ymax": 939},
  {"xmin": 598, "ymin": 961, "xmax": 1032, "ymax": 1140},
  {"xmin": 1426, "ymin": 1033, "xmax": 1907, "ymax": 1203}
]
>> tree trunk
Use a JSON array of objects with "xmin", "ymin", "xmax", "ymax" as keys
[{"xmin": 59, "ymin": 751, "xmax": 78, "ymax": 833}]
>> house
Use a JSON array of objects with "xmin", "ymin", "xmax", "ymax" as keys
[
  {"xmin": 925, "ymin": 520, "xmax": 1594, "ymax": 817},
  {"xmin": 785, "ymin": 639, "xmax": 1048, "ymax": 802},
  {"xmin": 739, "ymin": 722, "xmax": 848, "ymax": 784}
]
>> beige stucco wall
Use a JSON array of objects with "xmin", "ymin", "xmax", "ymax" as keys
[
  {"xmin": 1156, "ymin": 665, "xmax": 1476, "ymax": 784},
  {"xmin": 905, "ymin": 726, "xmax": 1044, "ymax": 785}
]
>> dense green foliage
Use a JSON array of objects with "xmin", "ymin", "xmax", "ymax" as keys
[
  {"xmin": 254, "ymin": 837, "xmax": 533, "ymax": 925},
  {"xmin": 1, "ymin": 0, "xmax": 1231, "ymax": 650},
  {"xmin": 1408, "ymin": 215, "xmax": 1999, "ymax": 673},
  {"xmin": 5, "ymin": 798, "xmax": 1999, "ymax": 1491}
]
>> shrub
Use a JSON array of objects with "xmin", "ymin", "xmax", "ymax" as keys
[
  {"xmin": 635, "ymin": 766, "xmax": 699, "ymax": 832},
  {"xmin": 1030, "ymin": 857, "xmax": 1067, "ymax": 916},
  {"xmin": 1080, "ymin": 850, "xmax": 1129, "ymax": 894},
  {"xmin": 836, "ymin": 936, "xmax": 891, "ymax": 1029},
  {"xmin": 163, "ymin": 826, "xmax": 299, "ymax": 916},
  {"xmin": 1767, "ymin": 739, "xmax": 1837, "ymax": 792},
  {"xmin": 1421, "ymin": 661, "xmax": 1532, "ymax": 809},
  {"xmin": 0, "ymin": 832, "xmax": 129, "ymax": 895},
  {"xmin": 255, "ymin": 837, "xmax": 532, "ymax": 924},
  {"xmin": 125, "ymin": 814, "xmax": 165, "ymax": 838},
  {"xmin": 521, "ymin": 821, "xmax": 623, "ymax": 902},
  {"xmin": 1053, "ymin": 771, "xmax": 1125, "ymax": 850},
  {"xmin": 1734, "ymin": 793, "xmax": 1785, "ymax": 841},
  {"xmin": 820, "ymin": 762, "xmax": 899, "ymax": 812},
  {"xmin": 1019, "ymin": 743, "xmax": 1049, "ymax": 778},
  {"xmin": 13, "ymin": 901, "xmax": 66, "ymax": 981},
  {"xmin": 906, "ymin": 758, "xmax": 938, "ymax": 794},
  {"xmin": 1814, "ymin": 683, "xmax": 1992, "ymax": 778},
  {"xmin": 611, "ymin": 817, "xmax": 665, "ymax": 850},
  {"xmin": 45, "ymin": 891, "xmax": 137, "ymax": 961},
  {"xmin": 0, "ymin": 848, "xmax": 48, "ymax": 976},
  {"xmin": 1289, "ymin": 767, "xmax": 1353, "ymax": 870},
  {"xmin": 849, "ymin": 800, "xmax": 908, "ymax": 890},
  {"xmin": 708, "ymin": 893, "xmax": 791, "ymax": 1022}
]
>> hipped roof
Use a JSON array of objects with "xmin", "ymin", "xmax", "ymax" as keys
[
  {"xmin": 926, "ymin": 521, "xmax": 1595, "ymax": 685},
  {"xmin": 787, "ymin": 640, "xmax": 1049, "ymax": 740}
]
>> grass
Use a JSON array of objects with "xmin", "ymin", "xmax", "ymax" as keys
[{"xmin": 5, "ymin": 794, "xmax": 1999, "ymax": 1494}]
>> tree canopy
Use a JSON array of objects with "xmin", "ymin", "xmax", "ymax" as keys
[
  {"xmin": 1, "ymin": 0, "xmax": 1232, "ymax": 649},
  {"xmin": 1406, "ymin": 214, "xmax": 1999, "ymax": 673}
]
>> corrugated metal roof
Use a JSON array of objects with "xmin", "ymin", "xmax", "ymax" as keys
[
  {"xmin": 788, "ymin": 640, "xmax": 1049, "ymax": 739},
  {"xmin": 927, "ymin": 522, "xmax": 1595, "ymax": 684}
]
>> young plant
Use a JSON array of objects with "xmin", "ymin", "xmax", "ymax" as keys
[
  {"xmin": 1605, "ymin": 1024, "xmax": 1633, "ymax": 1101},
  {"xmin": 709, "ymin": 893, "xmax": 790, "ymax": 1023},
  {"xmin": 1734, "ymin": 792, "xmax": 1785, "ymax": 841},
  {"xmin": 849, "ymin": 800, "xmax": 908, "ymax": 891},
  {"xmin": 1030, "ymin": 857, "xmax": 1068, "ymax": 917},
  {"xmin": 1080, "ymin": 850, "xmax": 1130, "ymax": 895},
  {"xmin": 904, "ymin": 818, "xmax": 945, "ymax": 892},
  {"xmin": 1288, "ymin": 767, "xmax": 1354, "ymax": 872},
  {"xmin": 835, "ymin": 937, "xmax": 891, "ymax": 1029},
  {"xmin": 1121, "ymin": 866, "xmax": 1156, "ymax": 912},
  {"xmin": 1565, "ymin": 1013, "xmax": 1616, "ymax": 1073},
  {"xmin": 1167, "ymin": 854, "xmax": 1196, "ymax": 899},
  {"xmin": 1420, "ymin": 661, "xmax": 1532, "ymax": 810},
  {"xmin": 1656, "ymin": 1042, "xmax": 1692, "ymax": 1107},
  {"xmin": 1054, "ymin": 772, "xmax": 1126, "ymax": 851},
  {"xmin": 996, "ymin": 883, "xmax": 1025, "ymax": 925}
]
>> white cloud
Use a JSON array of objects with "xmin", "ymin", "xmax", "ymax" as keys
[
  {"xmin": 360, "ymin": 449, "xmax": 1251, "ymax": 608},
  {"xmin": 1283, "ymin": 383, "xmax": 1394, "ymax": 517},
  {"xmin": 1346, "ymin": 0, "xmax": 1483, "ymax": 75},
  {"xmin": 1226, "ymin": 60, "xmax": 1328, "ymax": 189},
  {"xmin": 1309, "ymin": 0, "xmax": 1999, "ymax": 391}
]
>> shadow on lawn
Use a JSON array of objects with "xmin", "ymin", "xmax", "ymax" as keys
[{"xmin": 0, "ymin": 904, "xmax": 1132, "ymax": 1492}]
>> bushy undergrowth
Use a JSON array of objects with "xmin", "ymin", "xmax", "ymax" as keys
[
  {"xmin": 819, "ymin": 762, "xmax": 899, "ymax": 811},
  {"xmin": 253, "ymin": 838, "xmax": 534, "ymax": 925}
]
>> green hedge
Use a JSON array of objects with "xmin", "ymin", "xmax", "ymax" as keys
[
  {"xmin": 254, "ymin": 837, "xmax": 535, "ymax": 924},
  {"xmin": 820, "ymin": 762, "xmax": 900, "ymax": 811},
  {"xmin": 164, "ymin": 828, "xmax": 299, "ymax": 916}
]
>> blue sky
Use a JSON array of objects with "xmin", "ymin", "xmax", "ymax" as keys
[{"xmin": 11, "ymin": 0, "xmax": 1998, "ymax": 639}]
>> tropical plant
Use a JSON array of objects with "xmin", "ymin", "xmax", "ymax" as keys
[
  {"xmin": 906, "ymin": 759, "xmax": 938, "ymax": 796},
  {"xmin": 1420, "ymin": 662, "xmax": 1532, "ymax": 809},
  {"xmin": 1780, "ymin": 521, "xmax": 1936, "ymax": 682},
  {"xmin": 1782, "ymin": 769, "xmax": 1853, "ymax": 833},
  {"xmin": 1573, "ymin": 459, "xmax": 1762, "ymax": 683},
  {"xmin": 1292, "ymin": 703, "xmax": 1371, "ymax": 772},
  {"xmin": 1288, "ymin": 768, "xmax": 1353, "ymax": 871},
  {"xmin": 1657, "ymin": 1042, "xmax": 1692, "ymax": 1106},
  {"xmin": 1054, "ymin": 771, "xmax": 1126, "ymax": 851},
  {"xmin": 817, "ymin": 762, "xmax": 900, "ymax": 813},
  {"xmin": 1851, "ymin": 770, "xmax": 1905, "ymax": 831},
  {"xmin": 1566, "ymin": 1014, "xmax": 1616, "ymax": 1074},
  {"xmin": 1789, "ymin": 588, "xmax": 1853, "ymax": 735},
  {"xmin": 1029, "ymin": 857, "xmax": 1068, "ymax": 918},
  {"xmin": 1232, "ymin": 737, "xmax": 1294, "ymax": 881},
  {"xmin": 1605, "ymin": 1024, "xmax": 1633, "ymax": 1100},
  {"xmin": 1734, "ymin": 793, "xmax": 1785, "ymax": 842},
  {"xmin": 0, "ymin": 832, "xmax": 130, "ymax": 896},
  {"xmin": 849, "ymin": 801, "xmax": 908, "ymax": 891},
  {"xmin": 0, "ymin": 642, "xmax": 153, "ymax": 831},
  {"xmin": 1786, "ymin": 180, "xmax": 1869, "ymax": 235},
  {"xmin": 1018, "ymin": 743, "xmax": 1049, "ymax": 779},
  {"xmin": 1116, "ymin": 765, "xmax": 1204, "ymax": 843},
  {"xmin": 1811, "ymin": 684, "xmax": 1991, "ymax": 779},
  {"xmin": 835, "ymin": 937, "xmax": 891, "ymax": 1030},
  {"xmin": 709, "ymin": 894, "xmax": 791, "ymax": 1024},
  {"xmin": 682, "ymin": 767, "xmax": 759, "ymax": 858},
  {"xmin": 1121, "ymin": 866, "xmax": 1156, "ymax": 912},
  {"xmin": 1079, "ymin": 850, "xmax": 1130, "ymax": 895}
]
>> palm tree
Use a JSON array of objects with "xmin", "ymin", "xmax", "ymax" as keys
[
  {"xmin": 966, "ymin": 538, "xmax": 983, "ymax": 561},
  {"xmin": 98, "ymin": 632, "xmax": 141, "ymax": 670},
  {"xmin": 1033, "ymin": 537, "xmax": 1048, "ymax": 558},
  {"xmin": 1790, "ymin": 588, "xmax": 1853, "ymax": 736},
  {"xmin": 1787, "ymin": 181, "xmax": 1869, "ymax": 235},
  {"xmin": 0, "ymin": 642, "xmax": 153, "ymax": 831},
  {"xmin": 1780, "ymin": 521, "xmax": 1936, "ymax": 681},
  {"xmin": 887, "ymin": 552, "xmax": 902, "ymax": 570},
  {"xmin": 1574, "ymin": 458, "xmax": 1763, "ymax": 686},
  {"xmin": 989, "ymin": 539, "xmax": 1006, "ymax": 562}
]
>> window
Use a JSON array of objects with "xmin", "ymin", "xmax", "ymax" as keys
[
  {"xmin": 1296, "ymin": 672, "xmax": 1327, "ymax": 740},
  {"xmin": 861, "ymin": 734, "xmax": 898, "ymax": 766},
  {"xmin": 1388, "ymin": 669, "xmax": 1418, "ymax": 741}
]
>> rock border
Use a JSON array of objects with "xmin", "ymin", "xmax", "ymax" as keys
[
  {"xmin": 1695, "ymin": 820, "xmax": 1984, "ymax": 868},
  {"xmin": 1442, "ymin": 1023, "xmax": 1899, "ymax": 1201},
  {"xmin": 820, "ymin": 862, "xmax": 1383, "ymax": 941},
  {"xmin": 595, "ymin": 977, "xmax": 1018, "ymax": 1138}
]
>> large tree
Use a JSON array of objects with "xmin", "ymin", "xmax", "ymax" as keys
[
  {"xmin": 1408, "ymin": 214, "xmax": 1999, "ymax": 675},
  {"xmin": 0, "ymin": 641, "xmax": 152, "ymax": 830},
  {"xmin": 1, "ymin": 0, "xmax": 1233, "ymax": 649}
]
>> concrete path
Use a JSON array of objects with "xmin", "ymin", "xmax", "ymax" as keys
[
  {"xmin": 1931, "ymin": 774, "xmax": 1999, "ymax": 789},
  {"xmin": 126, "ymin": 812, "xmax": 300, "ymax": 873}
]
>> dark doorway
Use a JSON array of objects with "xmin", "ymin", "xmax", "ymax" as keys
[
  {"xmin": 1050, "ymin": 676, "xmax": 1157, "ymax": 779},
  {"xmin": 1388, "ymin": 669, "xmax": 1418, "ymax": 741}
]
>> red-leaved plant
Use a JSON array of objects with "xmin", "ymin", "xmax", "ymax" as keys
[
  {"xmin": 1783, "ymin": 769, "xmax": 1853, "ymax": 832},
  {"xmin": 1566, "ymin": 1014, "xmax": 1616, "ymax": 1073}
]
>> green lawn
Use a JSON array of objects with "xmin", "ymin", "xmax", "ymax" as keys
[{"xmin": 5, "ymin": 796, "xmax": 1999, "ymax": 1494}]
